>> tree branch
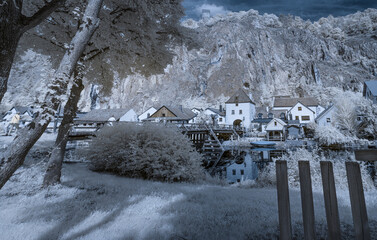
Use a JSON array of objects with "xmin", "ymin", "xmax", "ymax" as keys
[{"xmin": 20, "ymin": 0, "xmax": 66, "ymax": 33}]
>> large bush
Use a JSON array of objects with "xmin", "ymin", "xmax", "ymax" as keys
[{"xmin": 84, "ymin": 123, "xmax": 204, "ymax": 182}]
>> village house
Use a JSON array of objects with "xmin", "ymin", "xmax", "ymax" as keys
[
  {"xmin": 225, "ymin": 89, "xmax": 256, "ymax": 130},
  {"xmin": 74, "ymin": 108, "xmax": 138, "ymax": 131},
  {"xmin": 189, "ymin": 107, "xmax": 202, "ymax": 124},
  {"xmin": 198, "ymin": 107, "xmax": 226, "ymax": 125},
  {"xmin": 315, "ymin": 104, "xmax": 336, "ymax": 126},
  {"xmin": 138, "ymin": 107, "xmax": 157, "ymax": 122},
  {"xmin": 226, "ymin": 154, "xmax": 258, "ymax": 183},
  {"xmin": 265, "ymin": 118, "xmax": 287, "ymax": 141},
  {"xmin": 363, "ymin": 80, "xmax": 377, "ymax": 104},
  {"xmin": 272, "ymin": 96, "xmax": 324, "ymax": 124},
  {"xmin": 146, "ymin": 105, "xmax": 196, "ymax": 124},
  {"xmin": 2, "ymin": 106, "xmax": 34, "ymax": 127}
]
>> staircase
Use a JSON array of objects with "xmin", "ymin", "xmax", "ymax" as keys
[{"xmin": 203, "ymin": 124, "xmax": 225, "ymax": 173}]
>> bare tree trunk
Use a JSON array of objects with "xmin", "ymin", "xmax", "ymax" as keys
[
  {"xmin": 0, "ymin": 0, "xmax": 103, "ymax": 190},
  {"xmin": 43, "ymin": 66, "xmax": 84, "ymax": 186}
]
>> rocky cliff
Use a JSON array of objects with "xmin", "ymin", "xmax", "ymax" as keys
[{"xmin": 3, "ymin": 8, "xmax": 377, "ymax": 113}]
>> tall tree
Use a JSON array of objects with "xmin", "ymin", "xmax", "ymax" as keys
[
  {"xmin": 0, "ymin": 0, "xmax": 104, "ymax": 189},
  {"xmin": 42, "ymin": 0, "xmax": 195, "ymax": 186},
  {"xmin": 0, "ymin": 0, "xmax": 66, "ymax": 103}
]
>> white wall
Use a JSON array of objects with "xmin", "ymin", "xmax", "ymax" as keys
[
  {"xmin": 288, "ymin": 102, "xmax": 315, "ymax": 123},
  {"xmin": 316, "ymin": 106, "xmax": 336, "ymax": 126},
  {"xmin": 265, "ymin": 118, "xmax": 286, "ymax": 131},
  {"xmin": 226, "ymin": 154, "xmax": 258, "ymax": 183},
  {"xmin": 120, "ymin": 109, "xmax": 138, "ymax": 122},
  {"xmin": 225, "ymin": 102, "xmax": 255, "ymax": 129},
  {"xmin": 138, "ymin": 107, "xmax": 157, "ymax": 121}
]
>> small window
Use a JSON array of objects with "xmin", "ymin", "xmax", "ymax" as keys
[
  {"xmin": 268, "ymin": 113, "xmax": 273, "ymax": 118},
  {"xmin": 147, "ymin": 113, "xmax": 150, "ymax": 118},
  {"xmin": 235, "ymin": 103, "xmax": 238, "ymax": 107},
  {"xmin": 298, "ymin": 107, "xmax": 302, "ymax": 111},
  {"xmin": 258, "ymin": 113, "xmax": 263, "ymax": 119},
  {"xmin": 295, "ymin": 116, "xmax": 299, "ymax": 120},
  {"xmin": 219, "ymin": 117, "xmax": 223, "ymax": 122},
  {"xmin": 357, "ymin": 116, "xmax": 362, "ymax": 121},
  {"xmin": 326, "ymin": 118, "xmax": 331, "ymax": 123},
  {"xmin": 301, "ymin": 116, "xmax": 310, "ymax": 121},
  {"xmin": 237, "ymin": 179, "xmax": 240, "ymax": 183},
  {"xmin": 231, "ymin": 110, "xmax": 235, "ymax": 115},
  {"xmin": 274, "ymin": 121, "xmax": 277, "ymax": 126},
  {"xmin": 240, "ymin": 170, "xmax": 244, "ymax": 175},
  {"xmin": 239, "ymin": 110, "xmax": 243, "ymax": 114},
  {"xmin": 232, "ymin": 169, "xmax": 236, "ymax": 175},
  {"xmin": 162, "ymin": 113, "xmax": 166, "ymax": 117}
]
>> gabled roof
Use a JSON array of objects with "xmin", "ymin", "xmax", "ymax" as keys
[
  {"xmin": 77, "ymin": 108, "xmax": 131, "ymax": 122},
  {"xmin": 206, "ymin": 108, "xmax": 226, "ymax": 116},
  {"xmin": 287, "ymin": 101, "xmax": 315, "ymax": 114},
  {"xmin": 225, "ymin": 89, "xmax": 255, "ymax": 104},
  {"xmin": 315, "ymin": 104, "xmax": 335, "ymax": 122},
  {"xmin": 364, "ymin": 80, "xmax": 377, "ymax": 96},
  {"xmin": 274, "ymin": 97, "xmax": 319, "ymax": 107},
  {"xmin": 151, "ymin": 105, "xmax": 196, "ymax": 120},
  {"xmin": 266, "ymin": 118, "xmax": 287, "ymax": 130},
  {"xmin": 10, "ymin": 106, "xmax": 33, "ymax": 115}
]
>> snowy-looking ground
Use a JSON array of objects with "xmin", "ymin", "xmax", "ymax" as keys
[{"xmin": 0, "ymin": 134, "xmax": 377, "ymax": 239}]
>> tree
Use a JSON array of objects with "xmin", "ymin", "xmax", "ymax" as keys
[
  {"xmin": 0, "ymin": 0, "xmax": 104, "ymax": 189},
  {"xmin": 0, "ymin": 0, "xmax": 66, "ymax": 103},
  {"xmin": 42, "ymin": 0, "xmax": 194, "ymax": 186}
]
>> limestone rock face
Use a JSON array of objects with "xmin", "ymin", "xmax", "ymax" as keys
[{"xmin": 3, "ymin": 9, "xmax": 377, "ymax": 113}]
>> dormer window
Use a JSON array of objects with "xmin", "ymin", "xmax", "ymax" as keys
[
  {"xmin": 280, "ymin": 113, "xmax": 285, "ymax": 119},
  {"xmin": 268, "ymin": 113, "xmax": 273, "ymax": 118},
  {"xmin": 298, "ymin": 107, "xmax": 302, "ymax": 111}
]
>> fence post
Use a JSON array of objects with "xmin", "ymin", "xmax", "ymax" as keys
[
  {"xmin": 320, "ymin": 161, "xmax": 341, "ymax": 240},
  {"xmin": 298, "ymin": 161, "xmax": 316, "ymax": 240},
  {"xmin": 276, "ymin": 160, "xmax": 292, "ymax": 240},
  {"xmin": 346, "ymin": 162, "xmax": 371, "ymax": 240}
]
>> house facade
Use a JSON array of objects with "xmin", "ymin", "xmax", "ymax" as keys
[
  {"xmin": 225, "ymin": 89, "xmax": 256, "ymax": 130},
  {"xmin": 287, "ymin": 102, "xmax": 315, "ymax": 124},
  {"xmin": 226, "ymin": 154, "xmax": 258, "ymax": 183},
  {"xmin": 138, "ymin": 107, "xmax": 157, "ymax": 122},
  {"xmin": 265, "ymin": 118, "xmax": 287, "ymax": 141},
  {"xmin": 315, "ymin": 104, "xmax": 336, "ymax": 126},
  {"xmin": 149, "ymin": 105, "xmax": 196, "ymax": 124},
  {"xmin": 363, "ymin": 80, "xmax": 377, "ymax": 104}
]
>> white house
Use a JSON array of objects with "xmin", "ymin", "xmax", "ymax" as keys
[
  {"xmin": 138, "ymin": 107, "xmax": 157, "ymax": 122},
  {"xmin": 225, "ymin": 89, "xmax": 256, "ymax": 130},
  {"xmin": 287, "ymin": 102, "xmax": 316, "ymax": 124},
  {"xmin": 315, "ymin": 104, "xmax": 336, "ymax": 126},
  {"xmin": 226, "ymin": 154, "xmax": 258, "ymax": 183},
  {"xmin": 197, "ymin": 107, "xmax": 226, "ymax": 125},
  {"xmin": 265, "ymin": 118, "xmax": 287, "ymax": 141},
  {"xmin": 272, "ymin": 97, "xmax": 324, "ymax": 120},
  {"xmin": 119, "ymin": 109, "xmax": 138, "ymax": 122}
]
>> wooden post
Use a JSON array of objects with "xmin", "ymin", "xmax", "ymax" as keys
[
  {"xmin": 298, "ymin": 161, "xmax": 316, "ymax": 240},
  {"xmin": 276, "ymin": 160, "xmax": 292, "ymax": 240},
  {"xmin": 346, "ymin": 162, "xmax": 371, "ymax": 240},
  {"xmin": 320, "ymin": 161, "xmax": 341, "ymax": 240}
]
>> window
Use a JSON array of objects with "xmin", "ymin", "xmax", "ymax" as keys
[
  {"xmin": 219, "ymin": 117, "xmax": 223, "ymax": 122},
  {"xmin": 326, "ymin": 118, "xmax": 331, "ymax": 123},
  {"xmin": 258, "ymin": 113, "xmax": 263, "ymax": 119},
  {"xmin": 295, "ymin": 116, "xmax": 299, "ymax": 120},
  {"xmin": 147, "ymin": 113, "xmax": 150, "ymax": 118},
  {"xmin": 301, "ymin": 116, "xmax": 310, "ymax": 121},
  {"xmin": 357, "ymin": 116, "xmax": 362, "ymax": 121},
  {"xmin": 274, "ymin": 121, "xmax": 277, "ymax": 126},
  {"xmin": 162, "ymin": 113, "xmax": 166, "ymax": 117},
  {"xmin": 239, "ymin": 110, "xmax": 243, "ymax": 114},
  {"xmin": 232, "ymin": 169, "xmax": 236, "ymax": 175},
  {"xmin": 237, "ymin": 179, "xmax": 241, "ymax": 183},
  {"xmin": 231, "ymin": 110, "xmax": 235, "ymax": 115},
  {"xmin": 240, "ymin": 170, "xmax": 244, "ymax": 175},
  {"xmin": 298, "ymin": 107, "xmax": 302, "ymax": 111},
  {"xmin": 235, "ymin": 103, "xmax": 238, "ymax": 107}
]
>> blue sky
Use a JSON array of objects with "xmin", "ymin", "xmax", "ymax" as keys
[{"xmin": 182, "ymin": 0, "xmax": 377, "ymax": 20}]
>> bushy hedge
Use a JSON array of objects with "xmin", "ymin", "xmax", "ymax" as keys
[{"xmin": 84, "ymin": 123, "xmax": 204, "ymax": 182}]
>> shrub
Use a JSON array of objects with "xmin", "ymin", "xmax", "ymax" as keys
[{"xmin": 84, "ymin": 123, "xmax": 204, "ymax": 182}]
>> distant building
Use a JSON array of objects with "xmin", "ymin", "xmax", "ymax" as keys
[
  {"xmin": 272, "ymin": 96, "xmax": 324, "ymax": 124},
  {"xmin": 226, "ymin": 154, "xmax": 258, "ymax": 184},
  {"xmin": 75, "ymin": 108, "xmax": 138, "ymax": 128},
  {"xmin": 201, "ymin": 107, "xmax": 226, "ymax": 125},
  {"xmin": 315, "ymin": 104, "xmax": 336, "ymax": 126},
  {"xmin": 265, "ymin": 118, "xmax": 287, "ymax": 141},
  {"xmin": 147, "ymin": 105, "xmax": 196, "ymax": 124},
  {"xmin": 225, "ymin": 89, "xmax": 256, "ymax": 130},
  {"xmin": 138, "ymin": 107, "xmax": 157, "ymax": 122},
  {"xmin": 2, "ymin": 106, "xmax": 34, "ymax": 127},
  {"xmin": 363, "ymin": 80, "xmax": 377, "ymax": 104}
]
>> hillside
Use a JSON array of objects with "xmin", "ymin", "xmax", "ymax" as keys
[{"xmin": 2, "ymin": 8, "xmax": 377, "ymax": 113}]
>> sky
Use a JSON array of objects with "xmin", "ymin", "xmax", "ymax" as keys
[{"xmin": 182, "ymin": 0, "xmax": 377, "ymax": 20}]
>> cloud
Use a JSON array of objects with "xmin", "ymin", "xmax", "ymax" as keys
[{"xmin": 195, "ymin": 4, "xmax": 230, "ymax": 17}]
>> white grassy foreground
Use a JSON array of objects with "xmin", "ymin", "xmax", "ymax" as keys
[{"xmin": 1, "ymin": 135, "xmax": 377, "ymax": 240}]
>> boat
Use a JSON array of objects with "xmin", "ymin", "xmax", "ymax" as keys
[{"xmin": 250, "ymin": 141, "xmax": 276, "ymax": 148}]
